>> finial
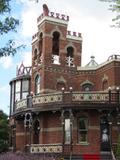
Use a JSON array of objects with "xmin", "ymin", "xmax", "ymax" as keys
[
  {"xmin": 91, "ymin": 55, "xmax": 95, "ymax": 59},
  {"xmin": 43, "ymin": 4, "xmax": 49, "ymax": 16}
]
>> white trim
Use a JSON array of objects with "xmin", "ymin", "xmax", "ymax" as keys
[
  {"xmin": 38, "ymin": 16, "xmax": 68, "ymax": 26},
  {"xmin": 77, "ymin": 58, "xmax": 120, "ymax": 71},
  {"xmin": 32, "ymin": 36, "xmax": 38, "ymax": 44},
  {"xmin": 67, "ymin": 35, "xmax": 82, "ymax": 41}
]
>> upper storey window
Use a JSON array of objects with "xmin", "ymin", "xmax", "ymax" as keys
[
  {"xmin": 39, "ymin": 32, "xmax": 43, "ymax": 56},
  {"xmin": 15, "ymin": 81, "xmax": 21, "ymax": 102},
  {"xmin": 35, "ymin": 75, "xmax": 40, "ymax": 94},
  {"xmin": 82, "ymin": 83, "xmax": 93, "ymax": 91},
  {"xmin": 102, "ymin": 80, "xmax": 108, "ymax": 91},
  {"xmin": 66, "ymin": 46, "xmax": 74, "ymax": 67},
  {"xmin": 52, "ymin": 31, "xmax": 60, "ymax": 64},
  {"xmin": 81, "ymin": 80, "xmax": 94, "ymax": 91},
  {"xmin": 34, "ymin": 49, "xmax": 37, "ymax": 60},
  {"xmin": 52, "ymin": 31, "xmax": 60, "ymax": 55},
  {"xmin": 22, "ymin": 80, "xmax": 29, "ymax": 99}
]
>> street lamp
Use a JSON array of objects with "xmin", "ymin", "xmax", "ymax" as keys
[
  {"xmin": 69, "ymin": 86, "xmax": 73, "ymax": 92},
  {"xmin": 61, "ymin": 87, "xmax": 65, "ymax": 92}
]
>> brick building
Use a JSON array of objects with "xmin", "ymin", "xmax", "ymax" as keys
[{"xmin": 9, "ymin": 4, "xmax": 120, "ymax": 159}]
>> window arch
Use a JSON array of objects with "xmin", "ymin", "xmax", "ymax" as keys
[
  {"xmin": 39, "ymin": 32, "xmax": 43, "ymax": 56},
  {"xmin": 67, "ymin": 46, "xmax": 74, "ymax": 58},
  {"xmin": 56, "ymin": 82, "xmax": 66, "ymax": 91},
  {"xmin": 81, "ymin": 80, "xmax": 94, "ymax": 91},
  {"xmin": 66, "ymin": 46, "xmax": 74, "ymax": 67},
  {"xmin": 102, "ymin": 80, "xmax": 108, "ymax": 91},
  {"xmin": 34, "ymin": 49, "xmax": 37, "ymax": 60},
  {"xmin": 35, "ymin": 75, "xmax": 40, "ymax": 94},
  {"xmin": 52, "ymin": 31, "xmax": 60, "ymax": 55},
  {"xmin": 82, "ymin": 83, "xmax": 93, "ymax": 91}
]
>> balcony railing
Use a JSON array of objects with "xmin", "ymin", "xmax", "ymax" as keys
[
  {"xmin": 30, "ymin": 144, "xmax": 62, "ymax": 154},
  {"xmin": 15, "ymin": 91, "xmax": 119, "ymax": 112},
  {"xmin": 52, "ymin": 55, "xmax": 60, "ymax": 65}
]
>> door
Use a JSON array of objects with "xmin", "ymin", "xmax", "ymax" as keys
[{"xmin": 100, "ymin": 116, "xmax": 111, "ymax": 151}]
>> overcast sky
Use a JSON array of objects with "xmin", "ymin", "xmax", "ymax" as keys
[{"xmin": 0, "ymin": 0, "xmax": 120, "ymax": 114}]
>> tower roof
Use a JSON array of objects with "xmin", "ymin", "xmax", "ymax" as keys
[{"xmin": 85, "ymin": 56, "xmax": 98, "ymax": 68}]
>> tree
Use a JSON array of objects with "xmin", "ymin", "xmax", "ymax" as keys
[
  {"xmin": 100, "ymin": 0, "xmax": 120, "ymax": 27},
  {"xmin": 0, "ymin": 0, "xmax": 23, "ymax": 57},
  {"xmin": 0, "ymin": 110, "xmax": 9, "ymax": 153}
]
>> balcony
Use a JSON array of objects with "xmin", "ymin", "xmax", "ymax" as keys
[{"xmin": 14, "ymin": 90, "xmax": 120, "ymax": 114}]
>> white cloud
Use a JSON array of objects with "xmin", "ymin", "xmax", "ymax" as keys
[
  {"xmin": 0, "ymin": 57, "xmax": 13, "ymax": 69},
  {"xmin": 22, "ymin": 51, "xmax": 32, "ymax": 66},
  {"xmin": 21, "ymin": 8, "xmax": 38, "ymax": 37}
]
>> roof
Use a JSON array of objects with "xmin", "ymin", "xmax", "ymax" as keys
[{"xmin": 85, "ymin": 56, "xmax": 98, "ymax": 68}]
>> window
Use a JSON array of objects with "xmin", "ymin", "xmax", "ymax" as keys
[
  {"xmin": 22, "ymin": 80, "xmax": 29, "ymax": 92},
  {"xmin": 39, "ymin": 33, "xmax": 43, "ymax": 55},
  {"xmin": 102, "ymin": 80, "xmax": 108, "ymax": 91},
  {"xmin": 52, "ymin": 31, "xmax": 60, "ymax": 55},
  {"xmin": 34, "ymin": 49, "xmax": 37, "ymax": 60},
  {"xmin": 22, "ymin": 80, "xmax": 29, "ymax": 99},
  {"xmin": 82, "ymin": 83, "xmax": 93, "ymax": 91},
  {"xmin": 78, "ymin": 117, "xmax": 88, "ymax": 143},
  {"xmin": 33, "ymin": 120, "xmax": 40, "ymax": 144},
  {"xmin": 67, "ymin": 47, "xmax": 74, "ymax": 58},
  {"xmin": 11, "ymin": 83, "xmax": 14, "ymax": 111},
  {"xmin": 66, "ymin": 46, "xmax": 74, "ymax": 67},
  {"xmin": 65, "ymin": 118, "xmax": 71, "ymax": 144},
  {"xmin": 16, "ymin": 81, "xmax": 20, "ymax": 92},
  {"xmin": 15, "ymin": 81, "xmax": 21, "ymax": 101},
  {"xmin": 35, "ymin": 75, "xmax": 40, "ymax": 94},
  {"xmin": 56, "ymin": 82, "xmax": 65, "ymax": 91}
]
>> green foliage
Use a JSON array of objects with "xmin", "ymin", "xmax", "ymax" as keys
[
  {"xmin": 0, "ymin": 0, "xmax": 24, "ymax": 57},
  {"xmin": 0, "ymin": 110, "xmax": 9, "ymax": 153},
  {"xmin": 0, "ymin": 0, "xmax": 10, "ymax": 13},
  {"xmin": 100, "ymin": 0, "xmax": 120, "ymax": 27}
]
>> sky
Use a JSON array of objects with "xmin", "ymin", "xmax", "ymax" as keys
[{"xmin": 0, "ymin": 0, "xmax": 120, "ymax": 115}]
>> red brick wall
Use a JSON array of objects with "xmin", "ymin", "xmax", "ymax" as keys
[{"xmin": 16, "ymin": 122, "xmax": 25, "ymax": 151}]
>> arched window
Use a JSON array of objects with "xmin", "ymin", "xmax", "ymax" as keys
[
  {"xmin": 33, "ymin": 120, "xmax": 40, "ymax": 144},
  {"xmin": 78, "ymin": 117, "xmax": 88, "ymax": 143},
  {"xmin": 35, "ymin": 75, "xmax": 40, "ymax": 94},
  {"xmin": 66, "ymin": 46, "xmax": 74, "ymax": 67},
  {"xmin": 82, "ymin": 83, "xmax": 93, "ymax": 91},
  {"xmin": 67, "ymin": 46, "xmax": 74, "ymax": 58},
  {"xmin": 102, "ymin": 80, "xmax": 108, "ymax": 91},
  {"xmin": 56, "ymin": 82, "xmax": 66, "ymax": 91},
  {"xmin": 52, "ymin": 31, "xmax": 60, "ymax": 55},
  {"xmin": 39, "ymin": 32, "xmax": 43, "ymax": 56},
  {"xmin": 34, "ymin": 49, "xmax": 37, "ymax": 60}
]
